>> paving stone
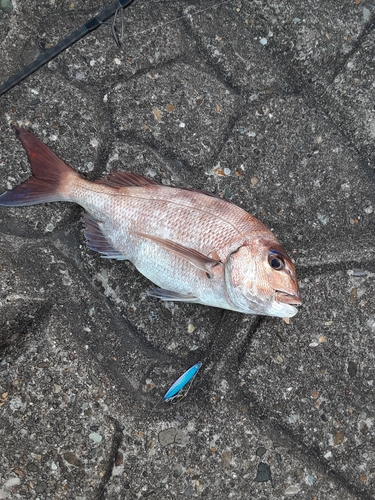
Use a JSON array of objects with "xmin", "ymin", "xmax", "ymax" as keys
[
  {"xmin": 242, "ymin": 0, "xmax": 375, "ymax": 167},
  {"xmin": 246, "ymin": 0, "xmax": 372, "ymax": 86},
  {"xmin": 326, "ymin": 29, "xmax": 375, "ymax": 167},
  {"xmin": 0, "ymin": 313, "xmax": 117, "ymax": 498},
  {"xmin": 185, "ymin": 0, "xmax": 291, "ymax": 96},
  {"xmin": 109, "ymin": 61, "xmax": 240, "ymax": 169}
]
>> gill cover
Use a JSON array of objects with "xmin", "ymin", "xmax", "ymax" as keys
[{"xmin": 224, "ymin": 244, "xmax": 268, "ymax": 315}]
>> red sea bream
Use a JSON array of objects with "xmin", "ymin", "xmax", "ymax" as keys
[{"xmin": 0, "ymin": 127, "xmax": 302, "ymax": 317}]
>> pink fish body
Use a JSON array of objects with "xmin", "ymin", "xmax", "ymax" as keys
[{"xmin": 0, "ymin": 127, "xmax": 301, "ymax": 317}]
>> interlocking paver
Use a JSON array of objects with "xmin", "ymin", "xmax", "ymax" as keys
[{"xmin": 0, "ymin": 0, "xmax": 374, "ymax": 499}]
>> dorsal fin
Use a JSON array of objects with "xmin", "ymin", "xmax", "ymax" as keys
[
  {"xmin": 94, "ymin": 173, "xmax": 231, "ymax": 206},
  {"xmin": 95, "ymin": 172, "xmax": 157, "ymax": 188},
  {"xmin": 182, "ymin": 187, "xmax": 228, "ymax": 202}
]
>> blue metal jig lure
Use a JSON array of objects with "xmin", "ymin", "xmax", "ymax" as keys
[{"xmin": 164, "ymin": 362, "xmax": 202, "ymax": 402}]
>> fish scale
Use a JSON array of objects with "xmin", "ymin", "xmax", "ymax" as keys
[{"xmin": 110, "ymin": 188, "xmax": 256, "ymax": 254}]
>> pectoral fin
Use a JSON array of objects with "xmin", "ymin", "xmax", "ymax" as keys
[
  {"xmin": 136, "ymin": 233, "xmax": 221, "ymax": 278},
  {"xmin": 146, "ymin": 287, "xmax": 197, "ymax": 302}
]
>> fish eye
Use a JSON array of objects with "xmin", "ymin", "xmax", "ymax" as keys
[{"xmin": 268, "ymin": 253, "xmax": 285, "ymax": 271}]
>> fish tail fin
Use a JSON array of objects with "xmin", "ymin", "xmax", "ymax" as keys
[{"xmin": 0, "ymin": 126, "xmax": 80, "ymax": 206}]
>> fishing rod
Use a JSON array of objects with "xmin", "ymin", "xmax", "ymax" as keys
[{"xmin": 0, "ymin": 0, "xmax": 134, "ymax": 97}]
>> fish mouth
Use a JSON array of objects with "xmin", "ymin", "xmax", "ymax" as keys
[{"xmin": 275, "ymin": 290, "xmax": 302, "ymax": 305}]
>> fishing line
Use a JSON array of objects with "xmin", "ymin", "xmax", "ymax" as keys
[
  {"xmin": 119, "ymin": 0, "xmax": 233, "ymax": 42},
  {"xmin": 0, "ymin": 0, "xmax": 233, "ymax": 97}
]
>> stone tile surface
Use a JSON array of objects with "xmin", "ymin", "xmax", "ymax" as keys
[{"xmin": 0, "ymin": 0, "xmax": 374, "ymax": 499}]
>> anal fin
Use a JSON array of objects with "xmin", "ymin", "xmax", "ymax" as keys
[{"xmin": 83, "ymin": 213, "xmax": 126, "ymax": 260}]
